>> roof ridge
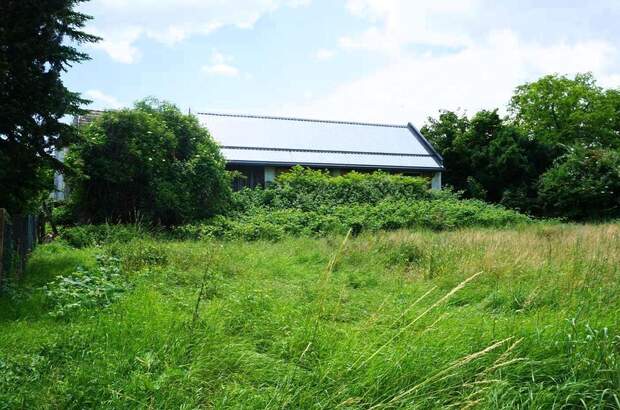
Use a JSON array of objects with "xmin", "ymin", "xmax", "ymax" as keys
[
  {"xmin": 195, "ymin": 111, "xmax": 408, "ymax": 129},
  {"xmin": 220, "ymin": 145, "xmax": 433, "ymax": 157}
]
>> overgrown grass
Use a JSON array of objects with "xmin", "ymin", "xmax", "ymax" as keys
[
  {"xmin": 172, "ymin": 199, "xmax": 530, "ymax": 241},
  {"xmin": 1, "ymin": 224, "xmax": 619, "ymax": 408}
]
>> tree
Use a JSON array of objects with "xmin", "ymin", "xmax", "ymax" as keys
[
  {"xmin": 423, "ymin": 73, "xmax": 620, "ymax": 218},
  {"xmin": 509, "ymin": 73, "xmax": 620, "ymax": 149},
  {"xmin": 538, "ymin": 147, "xmax": 620, "ymax": 220},
  {"xmin": 422, "ymin": 109, "xmax": 552, "ymax": 211},
  {"xmin": 0, "ymin": 0, "xmax": 99, "ymax": 214},
  {"xmin": 421, "ymin": 110, "xmax": 470, "ymax": 192},
  {"xmin": 67, "ymin": 99, "xmax": 232, "ymax": 225}
]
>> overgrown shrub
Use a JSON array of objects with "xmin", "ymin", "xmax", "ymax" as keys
[
  {"xmin": 167, "ymin": 168, "xmax": 532, "ymax": 241},
  {"xmin": 538, "ymin": 147, "xmax": 620, "ymax": 220},
  {"xmin": 174, "ymin": 198, "xmax": 529, "ymax": 241},
  {"xmin": 60, "ymin": 168, "xmax": 531, "ymax": 244},
  {"xmin": 59, "ymin": 224, "xmax": 147, "ymax": 248},
  {"xmin": 42, "ymin": 255, "xmax": 128, "ymax": 318},
  {"xmin": 231, "ymin": 166, "xmax": 432, "ymax": 212},
  {"xmin": 51, "ymin": 202, "xmax": 77, "ymax": 226},
  {"xmin": 66, "ymin": 99, "xmax": 231, "ymax": 225}
]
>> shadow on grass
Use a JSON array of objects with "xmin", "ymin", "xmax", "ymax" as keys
[{"xmin": 0, "ymin": 243, "xmax": 97, "ymax": 322}]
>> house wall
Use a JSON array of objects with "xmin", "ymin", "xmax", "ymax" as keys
[{"xmin": 431, "ymin": 172, "xmax": 442, "ymax": 190}]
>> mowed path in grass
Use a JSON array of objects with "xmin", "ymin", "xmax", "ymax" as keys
[{"xmin": 1, "ymin": 224, "xmax": 619, "ymax": 409}]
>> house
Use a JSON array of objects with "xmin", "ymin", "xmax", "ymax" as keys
[
  {"xmin": 198, "ymin": 112, "xmax": 444, "ymax": 190},
  {"xmin": 59, "ymin": 110, "xmax": 444, "ymax": 196}
]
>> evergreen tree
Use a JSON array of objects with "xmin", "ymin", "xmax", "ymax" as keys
[{"xmin": 0, "ymin": 0, "xmax": 99, "ymax": 213}]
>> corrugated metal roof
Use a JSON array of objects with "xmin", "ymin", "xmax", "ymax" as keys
[
  {"xmin": 199, "ymin": 113, "xmax": 443, "ymax": 171},
  {"xmin": 221, "ymin": 148, "xmax": 441, "ymax": 170}
]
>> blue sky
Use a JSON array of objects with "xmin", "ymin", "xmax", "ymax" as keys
[{"xmin": 67, "ymin": 0, "xmax": 620, "ymax": 125}]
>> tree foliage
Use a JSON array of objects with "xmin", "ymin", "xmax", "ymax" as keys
[
  {"xmin": 538, "ymin": 148, "xmax": 620, "ymax": 220},
  {"xmin": 423, "ymin": 73, "xmax": 620, "ymax": 219},
  {"xmin": 509, "ymin": 73, "xmax": 620, "ymax": 148},
  {"xmin": 0, "ymin": 0, "xmax": 99, "ymax": 213},
  {"xmin": 67, "ymin": 100, "xmax": 232, "ymax": 225},
  {"xmin": 422, "ymin": 110, "xmax": 553, "ymax": 211}
]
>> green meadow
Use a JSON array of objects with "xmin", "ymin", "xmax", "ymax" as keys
[{"xmin": 1, "ymin": 223, "xmax": 619, "ymax": 409}]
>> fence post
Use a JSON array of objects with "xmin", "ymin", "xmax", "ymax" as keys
[
  {"xmin": 0, "ymin": 209, "xmax": 5, "ymax": 287},
  {"xmin": 12, "ymin": 214, "xmax": 36, "ymax": 279},
  {"xmin": 0, "ymin": 209, "xmax": 13, "ymax": 288},
  {"xmin": 0, "ymin": 210, "xmax": 38, "ymax": 288}
]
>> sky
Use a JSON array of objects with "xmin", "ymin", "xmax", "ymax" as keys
[{"xmin": 67, "ymin": 0, "xmax": 620, "ymax": 126}]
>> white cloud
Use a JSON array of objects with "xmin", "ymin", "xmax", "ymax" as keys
[
  {"xmin": 82, "ymin": 0, "xmax": 311, "ymax": 63},
  {"xmin": 90, "ymin": 27, "xmax": 142, "ymax": 64},
  {"xmin": 84, "ymin": 89, "xmax": 125, "ymax": 109},
  {"xmin": 202, "ymin": 50, "xmax": 240, "ymax": 77},
  {"xmin": 340, "ymin": 0, "xmax": 481, "ymax": 56},
  {"xmin": 277, "ymin": 1, "xmax": 620, "ymax": 125},
  {"xmin": 314, "ymin": 48, "xmax": 336, "ymax": 61},
  {"xmin": 290, "ymin": 30, "xmax": 618, "ymax": 124}
]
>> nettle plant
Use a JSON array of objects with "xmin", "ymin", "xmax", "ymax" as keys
[{"xmin": 42, "ymin": 255, "xmax": 129, "ymax": 318}]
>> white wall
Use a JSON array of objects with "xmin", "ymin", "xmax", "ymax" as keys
[{"xmin": 431, "ymin": 172, "xmax": 442, "ymax": 190}]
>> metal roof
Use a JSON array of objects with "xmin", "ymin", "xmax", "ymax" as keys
[{"xmin": 198, "ymin": 112, "xmax": 443, "ymax": 170}]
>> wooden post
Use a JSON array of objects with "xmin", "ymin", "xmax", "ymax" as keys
[{"xmin": 0, "ymin": 209, "xmax": 6, "ymax": 287}]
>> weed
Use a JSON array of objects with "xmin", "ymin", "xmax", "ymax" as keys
[
  {"xmin": 0, "ymin": 223, "xmax": 618, "ymax": 408},
  {"xmin": 41, "ymin": 255, "xmax": 129, "ymax": 318}
]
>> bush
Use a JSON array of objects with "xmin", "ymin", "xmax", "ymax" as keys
[
  {"xmin": 61, "ymin": 168, "xmax": 531, "ymax": 244},
  {"xmin": 51, "ymin": 202, "xmax": 77, "ymax": 226},
  {"xmin": 60, "ymin": 224, "xmax": 147, "ymax": 248},
  {"xmin": 42, "ymin": 255, "xmax": 128, "ymax": 318},
  {"xmin": 66, "ymin": 99, "xmax": 231, "ymax": 225},
  {"xmin": 169, "ymin": 168, "xmax": 530, "ymax": 241},
  {"xmin": 538, "ymin": 147, "xmax": 620, "ymax": 220},
  {"xmin": 231, "ymin": 166, "xmax": 432, "ymax": 212},
  {"xmin": 174, "ymin": 198, "xmax": 529, "ymax": 241}
]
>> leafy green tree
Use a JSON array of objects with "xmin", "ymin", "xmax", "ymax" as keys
[
  {"xmin": 423, "ymin": 73, "xmax": 620, "ymax": 218},
  {"xmin": 0, "ymin": 0, "xmax": 99, "ymax": 214},
  {"xmin": 67, "ymin": 100, "xmax": 232, "ymax": 225},
  {"xmin": 538, "ymin": 147, "xmax": 620, "ymax": 220},
  {"xmin": 509, "ymin": 73, "xmax": 620, "ymax": 148},
  {"xmin": 423, "ymin": 110, "xmax": 552, "ymax": 211},
  {"xmin": 421, "ymin": 110, "xmax": 470, "ymax": 192}
]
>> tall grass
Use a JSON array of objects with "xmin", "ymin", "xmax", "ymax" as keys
[{"xmin": 0, "ymin": 223, "xmax": 619, "ymax": 408}]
